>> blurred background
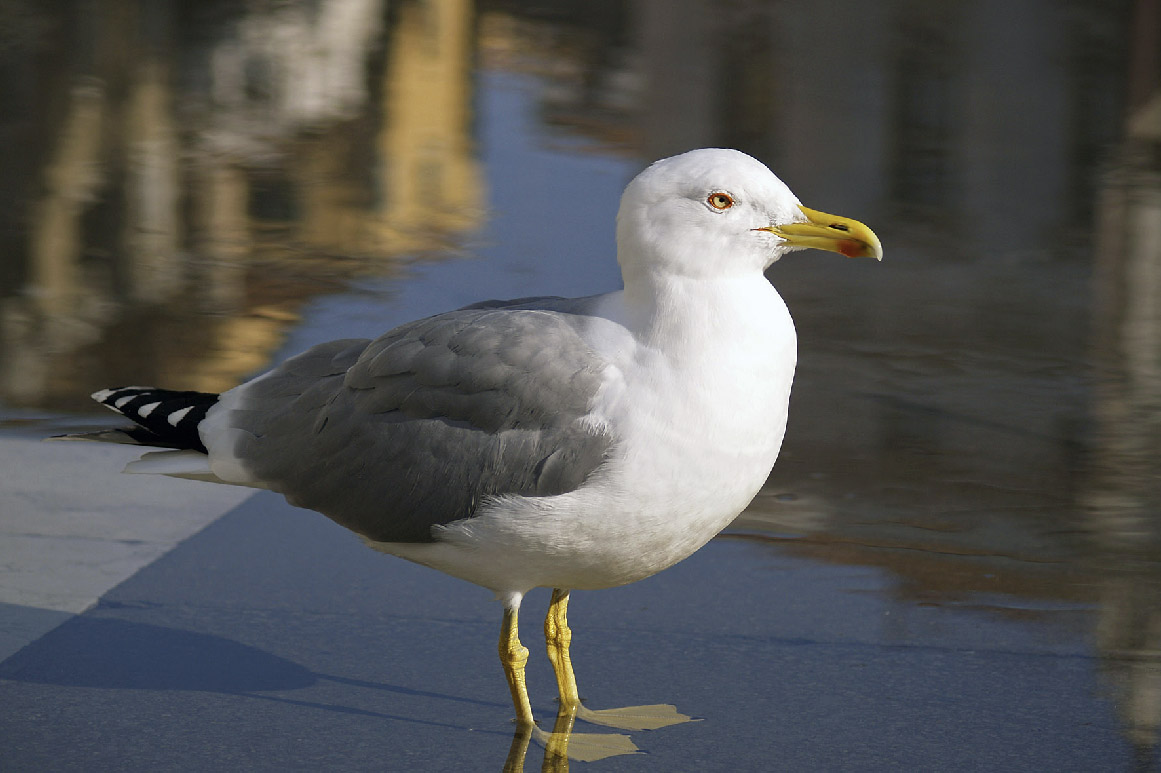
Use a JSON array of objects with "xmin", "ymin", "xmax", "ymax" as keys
[{"xmin": 0, "ymin": 0, "xmax": 1158, "ymax": 764}]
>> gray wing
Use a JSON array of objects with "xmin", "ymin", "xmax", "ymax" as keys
[{"xmin": 221, "ymin": 296, "xmax": 614, "ymax": 543}]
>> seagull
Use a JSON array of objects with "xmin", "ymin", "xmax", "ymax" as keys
[{"xmin": 82, "ymin": 148, "xmax": 881, "ymax": 730}]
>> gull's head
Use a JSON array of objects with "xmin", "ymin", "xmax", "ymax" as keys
[{"xmin": 616, "ymin": 148, "xmax": 882, "ymax": 281}]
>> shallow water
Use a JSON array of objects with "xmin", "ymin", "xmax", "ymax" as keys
[{"xmin": 0, "ymin": 1, "xmax": 1158, "ymax": 769}]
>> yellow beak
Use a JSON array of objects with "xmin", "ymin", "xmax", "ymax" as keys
[{"xmin": 758, "ymin": 205, "xmax": 883, "ymax": 260}]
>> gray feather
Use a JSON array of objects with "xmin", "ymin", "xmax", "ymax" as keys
[{"xmin": 222, "ymin": 297, "xmax": 614, "ymax": 543}]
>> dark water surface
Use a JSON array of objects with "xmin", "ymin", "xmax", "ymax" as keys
[{"xmin": 1, "ymin": 1, "xmax": 1159, "ymax": 770}]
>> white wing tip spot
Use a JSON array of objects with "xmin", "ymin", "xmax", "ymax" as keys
[{"xmin": 167, "ymin": 406, "xmax": 194, "ymax": 426}]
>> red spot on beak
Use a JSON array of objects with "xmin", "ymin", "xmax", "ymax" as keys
[{"xmin": 838, "ymin": 239, "xmax": 863, "ymax": 258}]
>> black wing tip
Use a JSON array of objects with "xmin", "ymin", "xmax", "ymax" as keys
[{"xmin": 90, "ymin": 386, "xmax": 219, "ymax": 453}]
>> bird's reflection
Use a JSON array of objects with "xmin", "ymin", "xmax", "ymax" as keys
[{"xmin": 501, "ymin": 699, "xmax": 695, "ymax": 772}]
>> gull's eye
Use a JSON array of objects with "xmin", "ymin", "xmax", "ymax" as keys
[{"xmin": 707, "ymin": 192, "xmax": 734, "ymax": 210}]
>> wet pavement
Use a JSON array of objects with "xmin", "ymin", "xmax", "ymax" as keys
[
  {"xmin": 0, "ymin": 491, "xmax": 1142, "ymax": 771},
  {"xmin": 2, "ymin": 1, "xmax": 1160, "ymax": 770}
]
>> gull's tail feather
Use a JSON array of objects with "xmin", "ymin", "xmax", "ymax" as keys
[
  {"xmin": 76, "ymin": 386, "xmax": 220, "ymax": 452},
  {"xmin": 57, "ymin": 386, "xmax": 266, "ymax": 487}
]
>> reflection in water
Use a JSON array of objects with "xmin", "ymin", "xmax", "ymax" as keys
[
  {"xmin": 500, "ymin": 699, "xmax": 698, "ymax": 771},
  {"xmin": 502, "ymin": 704, "xmax": 638, "ymax": 773},
  {"xmin": 1097, "ymin": 569, "xmax": 1161, "ymax": 768},
  {"xmin": 1087, "ymin": 22, "xmax": 1161, "ymax": 759},
  {"xmin": 1090, "ymin": 148, "xmax": 1161, "ymax": 557},
  {"xmin": 3, "ymin": 0, "xmax": 1161, "ymax": 766},
  {"xmin": 0, "ymin": 0, "xmax": 483, "ymax": 412}
]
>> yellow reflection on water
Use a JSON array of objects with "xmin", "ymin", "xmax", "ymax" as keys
[
  {"xmin": 0, "ymin": 0, "xmax": 484, "ymax": 412},
  {"xmin": 500, "ymin": 700, "xmax": 696, "ymax": 772}
]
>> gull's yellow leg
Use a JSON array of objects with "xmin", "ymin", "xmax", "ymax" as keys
[
  {"xmin": 544, "ymin": 588, "xmax": 580, "ymax": 707},
  {"xmin": 500, "ymin": 601, "xmax": 535, "ymax": 728},
  {"xmin": 544, "ymin": 588, "xmax": 695, "ymax": 732},
  {"xmin": 531, "ymin": 591, "xmax": 643, "ymax": 763},
  {"xmin": 499, "ymin": 591, "xmax": 637, "ymax": 765}
]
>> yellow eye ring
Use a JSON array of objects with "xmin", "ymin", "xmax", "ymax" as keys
[{"xmin": 707, "ymin": 192, "xmax": 734, "ymax": 210}]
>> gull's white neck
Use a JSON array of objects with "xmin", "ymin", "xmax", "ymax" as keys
[
  {"xmin": 611, "ymin": 268, "xmax": 787, "ymax": 356},
  {"xmin": 588, "ymin": 263, "xmax": 797, "ymax": 454}
]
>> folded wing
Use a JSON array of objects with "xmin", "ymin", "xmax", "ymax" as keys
[{"xmin": 209, "ymin": 298, "xmax": 615, "ymax": 543}]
